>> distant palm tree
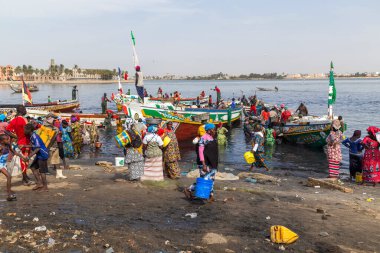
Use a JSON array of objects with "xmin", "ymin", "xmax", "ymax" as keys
[
  {"xmin": 15, "ymin": 66, "xmax": 22, "ymax": 74},
  {"xmin": 27, "ymin": 65, "xmax": 33, "ymax": 75},
  {"xmin": 59, "ymin": 64, "xmax": 64, "ymax": 74}
]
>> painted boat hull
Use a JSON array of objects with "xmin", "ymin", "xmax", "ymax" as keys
[
  {"xmin": 0, "ymin": 100, "xmax": 80, "ymax": 113},
  {"xmin": 141, "ymin": 106, "xmax": 242, "ymax": 141},
  {"xmin": 141, "ymin": 106, "xmax": 242, "ymax": 125},
  {"xmin": 26, "ymin": 109, "xmax": 117, "ymax": 127},
  {"xmin": 274, "ymin": 122, "xmax": 332, "ymax": 148}
]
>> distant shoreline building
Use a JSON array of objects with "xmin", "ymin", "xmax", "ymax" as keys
[{"xmin": 0, "ymin": 65, "xmax": 15, "ymax": 81}]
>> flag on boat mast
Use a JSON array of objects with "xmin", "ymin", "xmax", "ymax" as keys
[
  {"xmin": 130, "ymin": 31, "xmax": 139, "ymax": 67},
  {"xmin": 21, "ymin": 78, "xmax": 32, "ymax": 105},
  {"xmin": 117, "ymin": 67, "xmax": 123, "ymax": 94},
  {"xmin": 328, "ymin": 61, "xmax": 336, "ymax": 118}
]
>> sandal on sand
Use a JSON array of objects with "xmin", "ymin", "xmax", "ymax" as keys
[
  {"xmin": 23, "ymin": 180, "xmax": 32, "ymax": 186},
  {"xmin": 32, "ymin": 185, "xmax": 43, "ymax": 191},
  {"xmin": 36, "ymin": 187, "xmax": 49, "ymax": 192}
]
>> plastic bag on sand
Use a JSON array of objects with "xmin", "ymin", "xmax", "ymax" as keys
[
  {"xmin": 270, "ymin": 225, "xmax": 299, "ymax": 244},
  {"xmin": 186, "ymin": 170, "xmax": 239, "ymax": 181},
  {"xmin": 7, "ymin": 156, "xmax": 22, "ymax": 177}
]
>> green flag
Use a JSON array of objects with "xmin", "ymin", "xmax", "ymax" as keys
[
  {"xmin": 131, "ymin": 31, "xmax": 136, "ymax": 46},
  {"xmin": 328, "ymin": 61, "xmax": 336, "ymax": 106}
]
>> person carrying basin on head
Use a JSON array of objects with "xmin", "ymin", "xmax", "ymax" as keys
[{"xmin": 185, "ymin": 123, "xmax": 218, "ymax": 202}]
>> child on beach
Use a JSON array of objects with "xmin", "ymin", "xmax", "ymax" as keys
[
  {"xmin": 24, "ymin": 123, "xmax": 50, "ymax": 191},
  {"xmin": 0, "ymin": 134, "xmax": 19, "ymax": 201}
]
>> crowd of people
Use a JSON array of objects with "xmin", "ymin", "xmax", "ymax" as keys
[
  {"xmin": 243, "ymin": 95, "xmax": 380, "ymax": 186},
  {"xmin": 0, "ymin": 105, "xmax": 100, "ymax": 200},
  {"xmin": 0, "ymin": 96, "xmax": 379, "ymax": 203},
  {"xmin": 327, "ymin": 123, "xmax": 380, "ymax": 185}
]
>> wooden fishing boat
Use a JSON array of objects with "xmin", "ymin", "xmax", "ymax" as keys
[
  {"xmin": 0, "ymin": 100, "xmax": 80, "ymax": 113},
  {"xmin": 273, "ymin": 116, "xmax": 332, "ymax": 148},
  {"xmin": 10, "ymin": 83, "xmax": 39, "ymax": 93},
  {"xmin": 140, "ymin": 105, "xmax": 242, "ymax": 141},
  {"xmin": 26, "ymin": 109, "xmax": 118, "ymax": 127}
]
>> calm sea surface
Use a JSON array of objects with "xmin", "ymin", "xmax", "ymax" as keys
[{"xmin": 0, "ymin": 79, "xmax": 379, "ymax": 177}]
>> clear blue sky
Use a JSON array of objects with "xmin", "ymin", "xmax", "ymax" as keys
[{"xmin": 1, "ymin": 0, "xmax": 379, "ymax": 75}]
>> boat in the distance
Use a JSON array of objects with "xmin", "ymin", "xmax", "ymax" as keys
[
  {"xmin": 257, "ymin": 86, "xmax": 278, "ymax": 92},
  {"xmin": 10, "ymin": 83, "xmax": 39, "ymax": 93}
]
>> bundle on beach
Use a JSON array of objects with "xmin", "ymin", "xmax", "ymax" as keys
[
  {"xmin": 238, "ymin": 172, "xmax": 281, "ymax": 184},
  {"xmin": 307, "ymin": 177, "xmax": 353, "ymax": 193},
  {"xmin": 186, "ymin": 170, "xmax": 239, "ymax": 181}
]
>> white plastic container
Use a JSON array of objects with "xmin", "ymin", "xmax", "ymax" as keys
[{"xmin": 115, "ymin": 157, "xmax": 125, "ymax": 167}]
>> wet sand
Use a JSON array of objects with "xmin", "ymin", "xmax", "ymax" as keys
[{"xmin": 0, "ymin": 160, "xmax": 379, "ymax": 253}]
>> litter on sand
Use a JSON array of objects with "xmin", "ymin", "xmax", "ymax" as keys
[
  {"xmin": 185, "ymin": 213, "xmax": 198, "ymax": 219},
  {"xmin": 34, "ymin": 226, "xmax": 47, "ymax": 232}
]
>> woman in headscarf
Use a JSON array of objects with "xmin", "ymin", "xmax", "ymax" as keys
[
  {"xmin": 162, "ymin": 121, "xmax": 181, "ymax": 179},
  {"xmin": 326, "ymin": 120, "xmax": 344, "ymax": 178},
  {"xmin": 217, "ymin": 122, "xmax": 228, "ymax": 146},
  {"xmin": 124, "ymin": 124, "xmax": 144, "ymax": 181},
  {"xmin": 361, "ymin": 126, "xmax": 380, "ymax": 186},
  {"xmin": 61, "ymin": 120, "xmax": 74, "ymax": 158},
  {"xmin": 0, "ymin": 114, "xmax": 8, "ymax": 135},
  {"xmin": 184, "ymin": 123, "xmax": 218, "ymax": 201},
  {"xmin": 342, "ymin": 130, "xmax": 364, "ymax": 180},
  {"xmin": 140, "ymin": 124, "xmax": 164, "ymax": 181},
  {"xmin": 70, "ymin": 116, "xmax": 83, "ymax": 159},
  {"xmin": 250, "ymin": 125, "xmax": 269, "ymax": 171}
]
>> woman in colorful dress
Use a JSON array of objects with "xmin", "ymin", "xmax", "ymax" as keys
[
  {"xmin": 250, "ymin": 125, "xmax": 269, "ymax": 171},
  {"xmin": 342, "ymin": 130, "xmax": 364, "ymax": 180},
  {"xmin": 61, "ymin": 120, "xmax": 74, "ymax": 158},
  {"xmin": 70, "ymin": 117, "xmax": 83, "ymax": 159},
  {"xmin": 217, "ymin": 123, "xmax": 228, "ymax": 146},
  {"xmin": 163, "ymin": 122, "xmax": 181, "ymax": 179},
  {"xmin": 361, "ymin": 126, "xmax": 380, "ymax": 186},
  {"xmin": 141, "ymin": 124, "xmax": 164, "ymax": 181},
  {"xmin": 326, "ymin": 120, "xmax": 344, "ymax": 178},
  {"xmin": 124, "ymin": 124, "xmax": 144, "ymax": 181}
]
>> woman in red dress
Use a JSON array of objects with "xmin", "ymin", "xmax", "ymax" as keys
[{"xmin": 361, "ymin": 126, "xmax": 380, "ymax": 186}]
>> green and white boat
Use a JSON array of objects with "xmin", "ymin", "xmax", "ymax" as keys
[
  {"xmin": 274, "ymin": 116, "xmax": 332, "ymax": 148},
  {"xmin": 140, "ymin": 104, "xmax": 243, "ymax": 141},
  {"xmin": 273, "ymin": 62, "xmax": 339, "ymax": 149}
]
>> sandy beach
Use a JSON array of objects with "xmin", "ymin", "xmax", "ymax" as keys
[{"xmin": 0, "ymin": 159, "xmax": 379, "ymax": 253}]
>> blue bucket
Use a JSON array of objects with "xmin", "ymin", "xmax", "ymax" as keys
[{"xmin": 195, "ymin": 177, "xmax": 214, "ymax": 199}]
